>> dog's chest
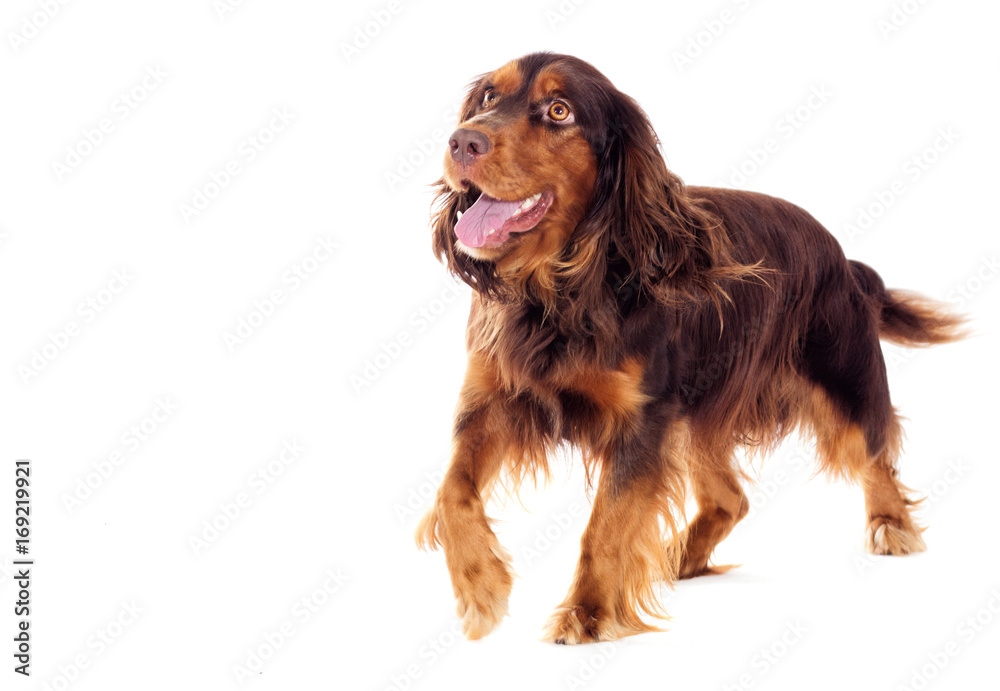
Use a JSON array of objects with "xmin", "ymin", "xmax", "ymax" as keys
[{"xmin": 498, "ymin": 354, "xmax": 650, "ymax": 445}]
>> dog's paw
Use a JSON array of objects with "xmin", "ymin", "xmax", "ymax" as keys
[
  {"xmin": 866, "ymin": 516, "xmax": 926, "ymax": 555},
  {"xmin": 457, "ymin": 590, "xmax": 509, "ymax": 640},
  {"xmin": 542, "ymin": 603, "xmax": 648, "ymax": 645},
  {"xmin": 664, "ymin": 537, "xmax": 739, "ymax": 580},
  {"xmin": 543, "ymin": 604, "xmax": 605, "ymax": 645},
  {"xmin": 453, "ymin": 542, "xmax": 514, "ymax": 640}
]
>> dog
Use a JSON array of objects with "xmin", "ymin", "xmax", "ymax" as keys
[{"xmin": 415, "ymin": 52, "xmax": 964, "ymax": 644}]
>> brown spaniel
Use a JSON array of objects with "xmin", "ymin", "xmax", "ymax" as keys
[{"xmin": 416, "ymin": 52, "xmax": 964, "ymax": 644}]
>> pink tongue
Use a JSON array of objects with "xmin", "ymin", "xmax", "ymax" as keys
[{"xmin": 454, "ymin": 194, "xmax": 523, "ymax": 248}]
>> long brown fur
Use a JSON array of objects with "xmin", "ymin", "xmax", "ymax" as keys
[{"xmin": 416, "ymin": 52, "xmax": 965, "ymax": 644}]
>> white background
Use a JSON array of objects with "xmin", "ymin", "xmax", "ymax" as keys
[{"xmin": 2, "ymin": 0, "xmax": 998, "ymax": 689}]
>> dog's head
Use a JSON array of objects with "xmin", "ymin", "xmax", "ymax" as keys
[
  {"xmin": 439, "ymin": 53, "xmax": 600, "ymax": 263},
  {"xmin": 432, "ymin": 52, "xmax": 741, "ymax": 307}
]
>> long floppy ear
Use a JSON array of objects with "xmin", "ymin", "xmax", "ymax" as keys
[{"xmin": 588, "ymin": 90, "xmax": 758, "ymax": 302}]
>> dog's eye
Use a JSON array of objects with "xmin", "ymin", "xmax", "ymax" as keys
[
  {"xmin": 548, "ymin": 101, "xmax": 571, "ymax": 121},
  {"xmin": 483, "ymin": 89, "xmax": 496, "ymax": 108}
]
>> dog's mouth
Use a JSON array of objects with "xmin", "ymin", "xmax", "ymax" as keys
[{"xmin": 455, "ymin": 189, "xmax": 554, "ymax": 249}]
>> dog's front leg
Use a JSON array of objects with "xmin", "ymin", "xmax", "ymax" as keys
[
  {"xmin": 416, "ymin": 360, "xmax": 514, "ymax": 639},
  {"xmin": 544, "ymin": 414, "xmax": 685, "ymax": 644}
]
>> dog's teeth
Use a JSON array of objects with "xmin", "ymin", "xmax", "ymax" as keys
[
  {"xmin": 531, "ymin": 192, "xmax": 542, "ymax": 201},
  {"xmin": 456, "ymin": 210, "xmax": 463, "ymax": 220},
  {"xmin": 488, "ymin": 228, "xmax": 496, "ymax": 235},
  {"xmin": 519, "ymin": 198, "xmax": 534, "ymax": 212}
]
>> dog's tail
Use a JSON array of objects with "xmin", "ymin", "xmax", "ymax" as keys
[{"xmin": 850, "ymin": 260, "xmax": 968, "ymax": 347}]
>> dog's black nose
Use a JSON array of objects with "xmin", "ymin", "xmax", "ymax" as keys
[{"xmin": 449, "ymin": 128, "xmax": 492, "ymax": 166}]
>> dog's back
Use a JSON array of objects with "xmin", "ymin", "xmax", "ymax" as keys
[{"xmin": 676, "ymin": 187, "xmax": 963, "ymax": 440}]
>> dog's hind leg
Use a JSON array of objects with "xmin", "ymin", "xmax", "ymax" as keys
[
  {"xmin": 805, "ymin": 386, "xmax": 926, "ymax": 554},
  {"xmin": 670, "ymin": 438, "xmax": 748, "ymax": 579},
  {"xmin": 801, "ymin": 289, "xmax": 926, "ymax": 555}
]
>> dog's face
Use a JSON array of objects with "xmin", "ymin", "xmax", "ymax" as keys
[
  {"xmin": 441, "ymin": 54, "xmax": 600, "ymax": 263},
  {"xmin": 434, "ymin": 52, "xmax": 714, "ymax": 306}
]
